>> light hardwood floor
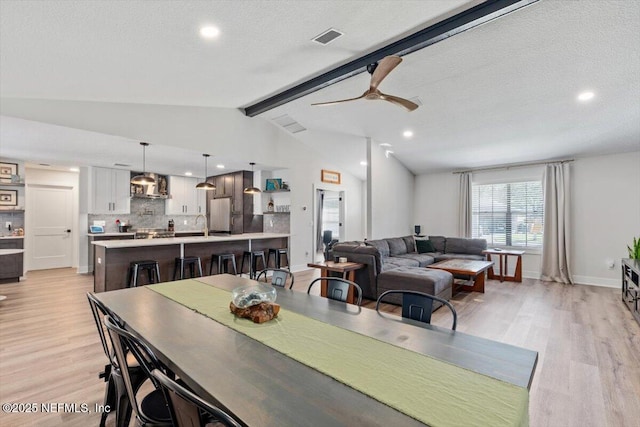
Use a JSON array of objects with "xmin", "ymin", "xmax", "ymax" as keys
[{"xmin": 1, "ymin": 268, "xmax": 639, "ymax": 427}]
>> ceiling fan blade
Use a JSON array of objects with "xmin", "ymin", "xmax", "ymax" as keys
[
  {"xmin": 370, "ymin": 56, "xmax": 402, "ymax": 90},
  {"xmin": 311, "ymin": 92, "xmax": 368, "ymax": 106},
  {"xmin": 378, "ymin": 92, "xmax": 419, "ymax": 112}
]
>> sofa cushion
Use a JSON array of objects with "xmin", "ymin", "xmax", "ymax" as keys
[
  {"xmin": 395, "ymin": 253, "xmax": 435, "ymax": 267},
  {"xmin": 429, "ymin": 236, "xmax": 446, "ymax": 253},
  {"xmin": 365, "ymin": 239, "xmax": 390, "ymax": 258},
  {"xmin": 387, "ymin": 237, "xmax": 408, "ymax": 256},
  {"xmin": 402, "ymin": 236, "xmax": 416, "ymax": 253},
  {"xmin": 377, "ymin": 267, "xmax": 453, "ymax": 305},
  {"xmin": 445, "ymin": 237, "xmax": 487, "ymax": 256},
  {"xmin": 416, "ymin": 239, "xmax": 435, "ymax": 253},
  {"xmin": 385, "ymin": 256, "xmax": 420, "ymax": 268},
  {"xmin": 434, "ymin": 253, "xmax": 486, "ymax": 262}
]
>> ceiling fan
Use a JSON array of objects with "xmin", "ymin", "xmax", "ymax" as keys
[{"xmin": 311, "ymin": 55, "xmax": 419, "ymax": 112}]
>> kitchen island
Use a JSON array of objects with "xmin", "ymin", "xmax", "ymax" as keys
[{"xmin": 92, "ymin": 233, "xmax": 289, "ymax": 292}]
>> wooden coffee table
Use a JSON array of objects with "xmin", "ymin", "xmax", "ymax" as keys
[{"xmin": 428, "ymin": 259, "xmax": 494, "ymax": 293}]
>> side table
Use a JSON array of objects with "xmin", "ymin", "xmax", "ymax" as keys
[
  {"xmin": 483, "ymin": 249, "xmax": 525, "ymax": 282},
  {"xmin": 307, "ymin": 261, "xmax": 365, "ymax": 304}
]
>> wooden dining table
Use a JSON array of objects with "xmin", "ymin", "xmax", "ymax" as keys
[{"xmin": 94, "ymin": 274, "xmax": 538, "ymax": 427}]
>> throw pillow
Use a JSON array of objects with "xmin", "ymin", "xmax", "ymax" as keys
[{"xmin": 416, "ymin": 239, "xmax": 435, "ymax": 253}]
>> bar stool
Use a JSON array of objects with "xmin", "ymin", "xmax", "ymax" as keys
[
  {"xmin": 267, "ymin": 248, "xmax": 289, "ymax": 270},
  {"xmin": 240, "ymin": 250, "xmax": 267, "ymax": 279},
  {"xmin": 173, "ymin": 256, "xmax": 203, "ymax": 280},
  {"xmin": 209, "ymin": 253, "xmax": 238, "ymax": 275},
  {"xmin": 127, "ymin": 260, "xmax": 161, "ymax": 287}
]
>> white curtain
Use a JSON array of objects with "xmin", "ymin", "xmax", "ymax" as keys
[
  {"xmin": 458, "ymin": 172, "xmax": 472, "ymax": 238},
  {"xmin": 541, "ymin": 163, "xmax": 573, "ymax": 284}
]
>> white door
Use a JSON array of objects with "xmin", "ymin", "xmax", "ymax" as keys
[{"xmin": 29, "ymin": 186, "xmax": 73, "ymax": 270}]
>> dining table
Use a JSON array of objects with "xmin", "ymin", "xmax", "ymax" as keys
[{"xmin": 94, "ymin": 274, "xmax": 538, "ymax": 427}]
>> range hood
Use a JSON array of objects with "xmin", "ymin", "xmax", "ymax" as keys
[{"xmin": 130, "ymin": 172, "xmax": 170, "ymax": 199}]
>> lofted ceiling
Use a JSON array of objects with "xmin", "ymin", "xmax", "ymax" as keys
[{"xmin": 0, "ymin": 0, "xmax": 638, "ymax": 180}]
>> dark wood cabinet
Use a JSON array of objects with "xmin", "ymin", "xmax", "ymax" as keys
[
  {"xmin": 622, "ymin": 259, "xmax": 640, "ymax": 325},
  {"xmin": 207, "ymin": 171, "xmax": 262, "ymax": 234},
  {"xmin": 0, "ymin": 238, "xmax": 24, "ymax": 283}
]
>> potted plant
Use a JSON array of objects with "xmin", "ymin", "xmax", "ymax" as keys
[{"xmin": 628, "ymin": 237, "xmax": 640, "ymax": 259}]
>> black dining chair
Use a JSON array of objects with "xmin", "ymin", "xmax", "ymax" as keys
[
  {"xmin": 87, "ymin": 292, "xmax": 147, "ymax": 427},
  {"xmin": 255, "ymin": 268, "xmax": 295, "ymax": 289},
  {"xmin": 307, "ymin": 277, "xmax": 363, "ymax": 306},
  {"xmin": 151, "ymin": 369, "xmax": 242, "ymax": 427},
  {"xmin": 104, "ymin": 315, "xmax": 173, "ymax": 427},
  {"xmin": 375, "ymin": 290, "xmax": 457, "ymax": 330}
]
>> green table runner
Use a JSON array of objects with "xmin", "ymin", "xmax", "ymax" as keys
[{"xmin": 149, "ymin": 280, "xmax": 528, "ymax": 427}]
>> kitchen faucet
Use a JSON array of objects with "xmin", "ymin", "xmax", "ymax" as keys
[{"xmin": 195, "ymin": 214, "xmax": 209, "ymax": 237}]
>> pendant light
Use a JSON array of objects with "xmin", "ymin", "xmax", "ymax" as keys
[
  {"xmin": 130, "ymin": 142, "xmax": 156, "ymax": 185},
  {"xmin": 243, "ymin": 162, "xmax": 261, "ymax": 194},
  {"xmin": 196, "ymin": 154, "xmax": 216, "ymax": 190}
]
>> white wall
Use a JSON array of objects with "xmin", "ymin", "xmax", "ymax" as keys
[
  {"xmin": 369, "ymin": 140, "xmax": 415, "ymax": 239},
  {"xmin": 571, "ymin": 151, "xmax": 640, "ymax": 287},
  {"xmin": 414, "ymin": 151, "xmax": 640, "ymax": 287}
]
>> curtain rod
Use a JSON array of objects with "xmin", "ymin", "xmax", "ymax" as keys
[{"xmin": 452, "ymin": 159, "xmax": 574, "ymax": 174}]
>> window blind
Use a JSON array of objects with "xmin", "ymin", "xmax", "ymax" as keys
[{"xmin": 471, "ymin": 181, "xmax": 544, "ymax": 248}]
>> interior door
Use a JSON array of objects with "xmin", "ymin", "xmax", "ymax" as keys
[{"xmin": 29, "ymin": 186, "xmax": 73, "ymax": 270}]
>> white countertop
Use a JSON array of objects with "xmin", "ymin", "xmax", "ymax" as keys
[
  {"xmin": 92, "ymin": 233, "xmax": 289, "ymax": 249},
  {"xmin": 0, "ymin": 235, "xmax": 24, "ymax": 239},
  {"xmin": 0, "ymin": 249, "xmax": 25, "ymax": 255}
]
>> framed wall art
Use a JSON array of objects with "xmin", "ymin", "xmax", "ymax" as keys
[
  {"xmin": 0, "ymin": 189, "xmax": 18, "ymax": 206},
  {"xmin": 321, "ymin": 169, "xmax": 341, "ymax": 184},
  {"xmin": 0, "ymin": 162, "xmax": 18, "ymax": 184},
  {"xmin": 265, "ymin": 178, "xmax": 282, "ymax": 191}
]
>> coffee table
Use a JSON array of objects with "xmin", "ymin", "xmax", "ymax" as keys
[{"xmin": 428, "ymin": 259, "xmax": 494, "ymax": 293}]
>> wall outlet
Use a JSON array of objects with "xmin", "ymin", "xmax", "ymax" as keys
[
  {"xmin": 5, "ymin": 221, "xmax": 11, "ymax": 229},
  {"xmin": 94, "ymin": 220, "xmax": 106, "ymax": 226},
  {"xmin": 183, "ymin": 220, "xmax": 187, "ymax": 225}
]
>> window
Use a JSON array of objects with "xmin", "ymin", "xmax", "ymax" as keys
[{"xmin": 471, "ymin": 181, "xmax": 544, "ymax": 248}]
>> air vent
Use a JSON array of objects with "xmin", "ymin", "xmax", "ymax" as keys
[
  {"xmin": 272, "ymin": 114, "xmax": 307, "ymax": 134},
  {"xmin": 113, "ymin": 163, "xmax": 131, "ymax": 167},
  {"xmin": 312, "ymin": 28, "xmax": 343, "ymax": 45}
]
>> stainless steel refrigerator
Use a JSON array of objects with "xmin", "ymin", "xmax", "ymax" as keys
[{"xmin": 210, "ymin": 198, "xmax": 231, "ymax": 232}]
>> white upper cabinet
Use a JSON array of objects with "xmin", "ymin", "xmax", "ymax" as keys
[
  {"xmin": 166, "ymin": 176, "xmax": 204, "ymax": 215},
  {"xmin": 90, "ymin": 167, "xmax": 131, "ymax": 214}
]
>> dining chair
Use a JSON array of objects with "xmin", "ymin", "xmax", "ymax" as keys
[
  {"xmin": 307, "ymin": 277, "xmax": 363, "ymax": 306},
  {"xmin": 87, "ymin": 292, "xmax": 146, "ymax": 427},
  {"xmin": 255, "ymin": 268, "xmax": 295, "ymax": 289},
  {"xmin": 151, "ymin": 369, "xmax": 242, "ymax": 427},
  {"xmin": 375, "ymin": 290, "xmax": 457, "ymax": 330},
  {"xmin": 104, "ymin": 315, "xmax": 173, "ymax": 427}
]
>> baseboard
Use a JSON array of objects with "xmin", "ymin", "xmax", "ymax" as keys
[
  {"xmin": 510, "ymin": 270, "xmax": 619, "ymax": 288},
  {"xmin": 77, "ymin": 265, "xmax": 90, "ymax": 274},
  {"xmin": 290, "ymin": 264, "xmax": 312, "ymax": 273},
  {"xmin": 572, "ymin": 275, "xmax": 619, "ymax": 288}
]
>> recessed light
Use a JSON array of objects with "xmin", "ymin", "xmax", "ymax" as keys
[
  {"xmin": 360, "ymin": 161, "xmax": 367, "ymax": 166},
  {"xmin": 379, "ymin": 143, "xmax": 392, "ymax": 147},
  {"xmin": 577, "ymin": 91, "xmax": 595, "ymax": 102},
  {"xmin": 200, "ymin": 25, "xmax": 220, "ymax": 39},
  {"xmin": 185, "ymin": 172, "xmax": 193, "ymax": 176},
  {"xmin": 403, "ymin": 130, "xmax": 414, "ymax": 138},
  {"xmin": 69, "ymin": 167, "xmax": 79, "ymax": 172},
  {"xmin": 216, "ymin": 164, "xmax": 225, "ymax": 169}
]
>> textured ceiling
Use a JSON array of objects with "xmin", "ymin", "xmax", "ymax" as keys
[{"xmin": 0, "ymin": 0, "xmax": 638, "ymax": 179}]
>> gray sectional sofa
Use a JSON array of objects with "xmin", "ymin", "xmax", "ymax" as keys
[{"xmin": 330, "ymin": 235, "xmax": 487, "ymax": 304}]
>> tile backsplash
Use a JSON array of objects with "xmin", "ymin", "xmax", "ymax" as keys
[
  {"xmin": 88, "ymin": 198, "xmax": 205, "ymax": 232},
  {"xmin": 0, "ymin": 211, "xmax": 24, "ymax": 233}
]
